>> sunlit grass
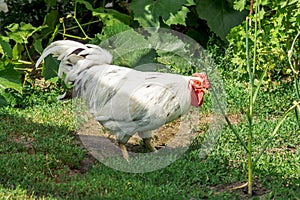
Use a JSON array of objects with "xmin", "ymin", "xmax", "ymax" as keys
[{"xmin": 0, "ymin": 81, "xmax": 299, "ymax": 199}]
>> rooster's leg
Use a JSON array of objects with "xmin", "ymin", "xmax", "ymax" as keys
[
  {"xmin": 143, "ymin": 138, "xmax": 156, "ymax": 152},
  {"xmin": 118, "ymin": 143, "xmax": 129, "ymax": 162},
  {"xmin": 138, "ymin": 131, "xmax": 156, "ymax": 152}
]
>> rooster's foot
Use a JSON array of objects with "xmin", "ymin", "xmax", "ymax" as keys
[{"xmin": 143, "ymin": 138, "xmax": 157, "ymax": 152}]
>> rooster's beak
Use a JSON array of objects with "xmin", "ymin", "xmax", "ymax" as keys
[{"xmin": 202, "ymin": 89, "xmax": 209, "ymax": 94}]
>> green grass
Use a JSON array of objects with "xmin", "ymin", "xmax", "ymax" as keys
[{"xmin": 0, "ymin": 81, "xmax": 299, "ymax": 199}]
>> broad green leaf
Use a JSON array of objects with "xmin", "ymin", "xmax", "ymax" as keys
[
  {"xmin": 0, "ymin": 76, "xmax": 21, "ymax": 92},
  {"xmin": 129, "ymin": 0, "xmax": 159, "ymax": 27},
  {"xmin": 79, "ymin": 0, "xmax": 131, "ymax": 26},
  {"xmin": 0, "ymin": 37, "xmax": 12, "ymax": 58},
  {"xmin": 279, "ymin": 1, "xmax": 288, "ymax": 8},
  {"xmin": 260, "ymin": 0, "xmax": 269, "ymax": 6},
  {"xmin": 44, "ymin": 10, "xmax": 59, "ymax": 28},
  {"xmin": 196, "ymin": 0, "xmax": 247, "ymax": 40},
  {"xmin": 255, "ymin": 7, "xmax": 266, "ymax": 21},
  {"xmin": 33, "ymin": 39, "xmax": 43, "ymax": 54},
  {"xmin": 0, "ymin": 43, "xmax": 22, "ymax": 106},
  {"xmin": 76, "ymin": 0, "xmax": 94, "ymax": 11},
  {"xmin": 164, "ymin": 6, "xmax": 190, "ymax": 26},
  {"xmin": 41, "ymin": 10, "xmax": 59, "ymax": 37},
  {"xmin": 186, "ymin": 0, "xmax": 196, "ymax": 6},
  {"xmin": 5, "ymin": 23, "xmax": 46, "ymax": 44},
  {"xmin": 0, "ymin": 64, "xmax": 22, "ymax": 93},
  {"xmin": 148, "ymin": 30, "xmax": 190, "ymax": 58},
  {"xmin": 233, "ymin": 0, "xmax": 246, "ymax": 11},
  {"xmin": 42, "ymin": 56, "xmax": 59, "ymax": 80},
  {"xmin": 133, "ymin": 49, "xmax": 158, "ymax": 69},
  {"xmin": 100, "ymin": 28, "xmax": 150, "ymax": 67},
  {"xmin": 12, "ymin": 43, "xmax": 23, "ymax": 60},
  {"xmin": 45, "ymin": 0, "xmax": 57, "ymax": 11},
  {"xmin": 149, "ymin": 0, "xmax": 187, "ymax": 21},
  {"xmin": 98, "ymin": 23, "xmax": 131, "ymax": 41},
  {"xmin": 130, "ymin": 0, "xmax": 187, "ymax": 27},
  {"xmin": 5, "ymin": 24, "xmax": 23, "ymax": 43},
  {"xmin": 148, "ymin": 30, "xmax": 196, "ymax": 74},
  {"xmin": 93, "ymin": 8, "xmax": 131, "ymax": 25}
]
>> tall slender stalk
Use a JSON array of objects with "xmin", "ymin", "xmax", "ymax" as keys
[
  {"xmin": 245, "ymin": 0, "xmax": 260, "ymax": 194},
  {"xmin": 245, "ymin": 16, "xmax": 254, "ymax": 195},
  {"xmin": 288, "ymin": 31, "xmax": 300, "ymax": 128},
  {"xmin": 211, "ymin": 89, "xmax": 249, "ymax": 152},
  {"xmin": 214, "ymin": 1, "xmax": 299, "ymax": 196}
]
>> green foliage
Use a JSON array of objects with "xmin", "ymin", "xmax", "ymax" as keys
[
  {"xmin": 195, "ymin": 0, "xmax": 248, "ymax": 40},
  {"xmin": 0, "ymin": 40, "xmax": 21, "ymax": 106},
  {"xmin": 130, "ymin": 0, "xmax": 188, "ymax": 27},
  {"xmin": 0, "ymin": 22, "xmax": 45, "ymax": 106},
  {"xmin": 0, "ymin": 0, "xmax": 73, "ymax": 106},
  {"xmin": 225, "ymin": 0, "xmax": 300, "ymax": 80},
  {"xmin": 5, "ymin": 23, "xmax": 45, "ymax": 44},
  {"xmin": 0, "ymin": 0, "xmax": 253, "ymax": 107},
  {"xmin": 215, "ymin": 0, "xmax": 300, "ymax": 195},
  {"xmin": 0, "ymin": 0, "xmax": 298, "ymax": 107}
]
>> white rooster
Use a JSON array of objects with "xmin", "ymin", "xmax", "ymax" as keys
[{"xmin": 36, "ymin": 40, "xmax": 210, "ymax": 160}]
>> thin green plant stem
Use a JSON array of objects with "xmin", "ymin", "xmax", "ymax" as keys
[
  {"xmin": 294, "ymin": 73, "xmax": 300, "ymax": 128},
  {"xmin": 246, "ymin": 20, "xmax": 253, "ymax": 92},
  {"xmin": 294, "ymin": 73, "xmax": 300, "ymax": 100},
  {"xmin": 59, "ymin": 16, "xmax": 89, "ymax": 41},
  {"xmin": 16, "ymin": 60, "xmax": 33, "ymax": 65},
  {"xmin": 63, "ymin": 20, "xmax": 100, "ymax": 32},
  {"xmin": 23, "ymin": 44, "xmax": 34, "ymax": 64},
  {"xmin": 49, "ymin": 24, "xmax": 60, "ymax": 44},
  {"xmin": 61, "ymin": 18, "xmax": 67, "ymax": 39},
  {"xmin": 211, "ymin": 89, "xmax": 249, "ymax": 153},
  {"xmin": 58, "ymin": 32, "xmax": 88, "ymax": 40},
  {"xmin": 253, "ymin": 100, "xmax": 300, "ymax": 166},
  {"xmin": 251, "ymin": 0, "xmax": 259, "ymax": 80},
  {"xmin": 246, "ymin": 16, "xmax": 254, "ymax": 196},
  {"xmin": 247, "ymin": 126, "xmax": 253, "ymax": 195},
  {"xmin": 252, "ymin": 67, "xmax": 267, "ymax": 104},
  {"xmin": 74, "ymin": 2, "xmax": 91, "ymax": 40},
  {"xmin": 288, "ymin": 31, "xmax": 300, "ymax": 128},
  {"xmin": 288, "ymin": 32, "xmax": 300, "ymax": 75},
  {"xmin": 251, "ymin": 1, "xmax": 264, "ymax": 106}
]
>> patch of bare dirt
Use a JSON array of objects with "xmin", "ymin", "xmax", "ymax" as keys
[
  {"xmin": 209, "ymin": 180, "xmax": 269, "ymax": 199},
  {"xmin": 70, "ymin": 112, "xmax": 245, "ymax": 174},
  {"xmin": 76, "ymin": 113, "xmax": 243, "ymax": 152},
  {"xmin": 7, "ymin": 136, "xmax": 35, "ymax": 154}
]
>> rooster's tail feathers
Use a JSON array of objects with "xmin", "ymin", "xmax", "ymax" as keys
[{"xmin": 35, "ymin": 40, "xmax": 113, "ymax": 79}]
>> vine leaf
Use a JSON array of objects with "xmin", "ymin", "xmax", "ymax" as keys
[
  {"xmin": 100, "ymin": 28, "xmax": 150, "ymax": 67},
  {"xmin": 234, "ymin": 0, "xmax": 246, "ymax": 11},
  {"xmin": 0, "ymin": 65, "xmax": 22, "ymax": 93},
  {"xmin": 0, "ymin": 37, "xmax": 12, "ymax": 58},
  {"xmin": 130, "ymin": 0, "xmax": 187, "ymax": 27},
  {"xmin": 77, "ymin": 0, "xmax": 131, "ymax": 25},
  {"xmin": 165, "ymin": 6, "xmax": 190, "ymax": 26},
  {"xmin": 5, "ymin": 23, "xmax": 46, "ymax": 44},
  {"xmin": 0, "ymin": 63, "xmax": 22, "ymax": 106},
  {"xmin": 42, "ymin": 56, "xmax": 59, "ymax": 81},
  {"xmin": 195, "ymin": 0, "xmax": 247, "ymax": 40}
]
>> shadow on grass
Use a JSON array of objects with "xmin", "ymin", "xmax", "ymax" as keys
[{"xmin": 0, "ymin": 112, "xmax": 87, "ymax": 197}]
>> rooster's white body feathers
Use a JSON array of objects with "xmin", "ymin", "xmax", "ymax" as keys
[{"xmin": 36, "ymin": 40, "xmax": 208, "ymax": 145}]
